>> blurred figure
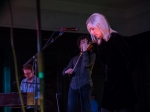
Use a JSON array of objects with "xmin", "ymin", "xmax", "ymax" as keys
[
  {"xmin": 20, "ymin": 64, "xmax": 40, "ymax": 97},
  {"xmin": 12, "ymin": 64, "xmax": 40, "ymax": 112}
]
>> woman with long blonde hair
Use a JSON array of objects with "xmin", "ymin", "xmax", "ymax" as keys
[{"xmin": 86, "ymin": 13, "xmax": 137, "ymax": 112}]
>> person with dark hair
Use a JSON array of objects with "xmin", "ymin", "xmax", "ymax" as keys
[
  {"xmin": 86, "ymin": 13, "xmax": 137, "ymax": 112},
  {"xmin": 62, "ymin": 35, "xmax": 96, "ymax": 112}
]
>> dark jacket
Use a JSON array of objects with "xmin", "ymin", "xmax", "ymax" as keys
[{"xmin": 98, "ymin": 33, "xmax": 137, "ymax": 110}]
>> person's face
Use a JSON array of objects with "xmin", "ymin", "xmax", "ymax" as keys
[
  {"xmin": 87, "ymin": 23, "xmax": 102, "ymax": 39},
  {"xmin": 79, "ymin": 38, "xmax": 89, "ymax": 51},
  {"xmin": 23, "ymin": 69, "xmax": 34, "ymax": 80}
]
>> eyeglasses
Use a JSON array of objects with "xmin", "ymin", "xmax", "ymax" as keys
[{"xmin": 24, "ymin": 72, "xmax": 32, "ymax": 76}]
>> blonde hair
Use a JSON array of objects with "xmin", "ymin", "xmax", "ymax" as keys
[{"xmin": 86, "ymin": 13, "xmax": 116, "ymax": 43}]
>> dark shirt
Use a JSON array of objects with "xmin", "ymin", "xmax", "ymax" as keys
[{"xmin": 62, "ymin": 51, "xmax": 96, "ymax": 90}]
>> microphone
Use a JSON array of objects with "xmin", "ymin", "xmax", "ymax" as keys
[{"xmin": 60, "ymin": 27, "xmax": 79, "ymax": 31}]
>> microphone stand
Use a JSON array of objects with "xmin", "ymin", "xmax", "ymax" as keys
[
  {"xmin": 23, "ymin": 31, "xmax": 63, "ymax": 66},
  {"xmin": 23, "ymin": 31, "xmax": 63, "ymax": 67},
  {"xmin": 23, "ymin": 31, "xmax": 63, "ymax": 112},
  {"xmin": 23, "ymin": 0, "xmax": 63, "ymax": 111}
]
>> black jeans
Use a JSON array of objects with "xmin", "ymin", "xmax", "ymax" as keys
[{"xmin": 67, "ymin": 84, "xmax": 92, "ymax": 112}]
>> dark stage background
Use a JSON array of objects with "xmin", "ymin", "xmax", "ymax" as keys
[{"xmin": 0, "ymin": 27, "xmax": 150, "ymax": 112}]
